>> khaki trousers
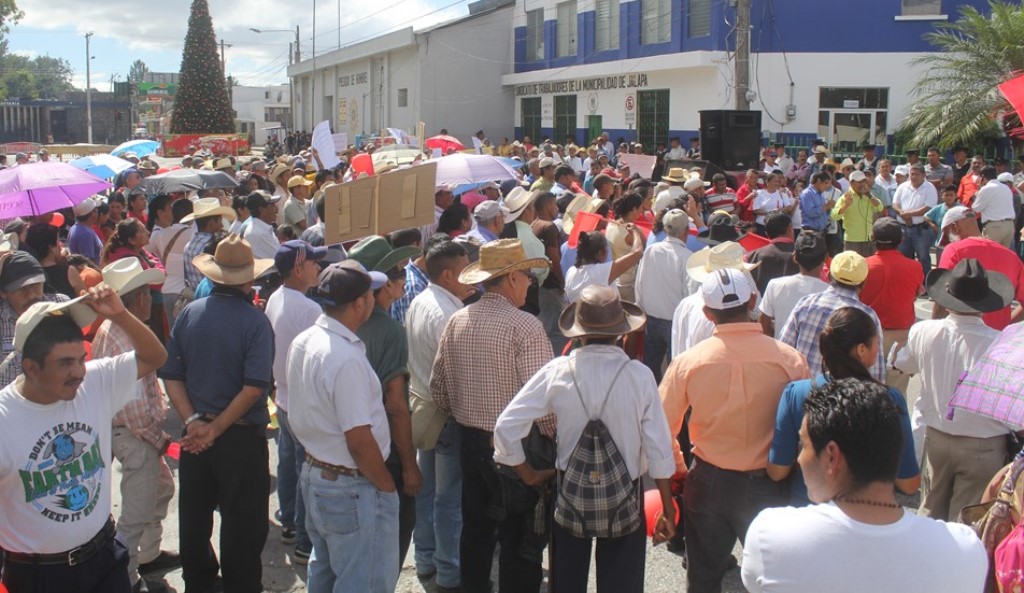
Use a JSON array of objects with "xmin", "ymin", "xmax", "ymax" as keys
[
  {"xmin": 883, "ymin": 328, "xmax": 911, "ymax": 398},
  {"xmin": 112, "ymin": 427, "xmax": 175, "ymax": 585},
  {"xmin": 983, "ymin": 219, "xmax": 1015, "ymax": 249},
  {"xmin": 919, "ymin": 426, "xmax": 1006, "ymax": 522}
]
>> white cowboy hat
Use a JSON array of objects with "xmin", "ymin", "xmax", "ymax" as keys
[
  {"xmin": 502, "ymin": 187, "xmax": 539, "ymax": 223},
  {"xmin": 685, "ymin": 241, "xmax": 760, "ymax": 284},
  {"xmin": 13, "ymin": 298, "xmax": 96, "ymax": 352},
  {"xmin": 180, "ymin": 197, "xmax": 238, "ymax": 223},
  {"xmin": 101, "ymin": 258, "xmax": 166, "ymax": 296}
]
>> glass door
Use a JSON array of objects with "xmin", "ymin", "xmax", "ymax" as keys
[{"xmin": 818, "ymin": 109, "xmax": 879, "ymax": 155}]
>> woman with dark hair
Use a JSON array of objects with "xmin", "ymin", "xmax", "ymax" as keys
[
  {"xmin": 103, "ymin": 193, "xmax": 126, "ymax": 244},
  {"xmin": 148, "ymin": 194, "xmax": 195, "ymax": 330},
  {"xmin": 766, "ymin": 306, "xmax": 920, "ymax": 505},
  {"xmin": 101, "ymin": 218, "xmax": 168, "ymax": 342},
  {"xmin": 563, "ymin": 227, "xmax": 643, "ymax": 304},
  {"xmin": 126, "ymin": 189, "xmax": 148, "ymax": 226},
  {"xmin": 437, "ymin": 202, "xmax": 471, "ymax": 237},
  {"xmin": 24, "ymin": 223, "xmax": 84, "ymax": 298}
]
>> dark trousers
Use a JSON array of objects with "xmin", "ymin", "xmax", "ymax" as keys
[
  {"xmin": 460, "ymin": 425, "xmax": 543, "ymax": 593},
  {"xmin": 551, "ymin": 513, "xmax": 646, "ymax": 593},
  {"xmin": 683, "ymin": 458, "xmax": 786, "ymax": 593},
  {"xmin": 643, "ymin": 316, "xmax": 672, "ymax": 384},
  {"xmin": 179, "ymin": 424, "xmax": 270, "ymax": 593},
  {"xmin": 386, "ymin": 453, "xmax": 417, "ymax": 567},
  {"xmin": 1, "ymin": 534, "xmax": 131, "ymax": 593}
]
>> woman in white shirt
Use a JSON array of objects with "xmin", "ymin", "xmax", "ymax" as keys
[{"xmin": 564, "ymin": 227, "xmax": 644, "ymax": 304}]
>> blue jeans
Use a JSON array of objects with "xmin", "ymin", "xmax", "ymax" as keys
[
  {"xmin": 276, "ymin": 409, "xmax": 311, "ymax": 551},
  {"xmin": 898, "ymin": 224, "xmax": 935, "ymax": 278},
  {"xmin": 301, "ymin": 463, "xmax": 400, "ymax": 593},
  {"xmin": 642, "ymin": 316, "xmax": 672, "ymax": 384},
  {"xmin": 413, "ymin": 418, "xmax": 463, "ymax": 588}
]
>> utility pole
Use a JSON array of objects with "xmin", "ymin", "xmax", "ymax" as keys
[
  {"xmin": 295, "ymin": 26, "xmax": 301, "ymax": 63},
  {"xmin": 735, "ymin": 0, "xmax": 751, "ymax": 110},
  {"xmin": 338, "ymin": 0, "xmax": 341, "ymax": 50},
  {"xmin": 311, "ymin": 0, "xmax": 317, "ymax": 132},
  {"xmin": 85, "ymin": 32, "xmax": 93, "ymax": 144},
  {"xmin": 219, "ymin": 39, "xmax": 232, "ymax": 71}
]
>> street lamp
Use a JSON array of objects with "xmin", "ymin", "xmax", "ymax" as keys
[{"xmin": 251, "ymin": 26, "xmax": 301, "ymax": 132}]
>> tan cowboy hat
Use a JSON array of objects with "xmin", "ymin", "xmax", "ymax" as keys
[
  {"xmin": 101, "ymin": 258, "xmax": 166, "ymax": 296},
  {"xmin": 180, "ymin": 197, "xmax": 238, "ymax": 223},
  {"xmin": 270, "ymin": 163, "xmax": 291, "ymax": 180},
  {"xmin": 503, "ymin": 187, "xmax": 538, "ymax": 222},
  {"xmin": 193, "ymin": 233, "xmax": 275, "ymax": 285},
  {"xmin": 662, "ymin": 167, "xmax": 688, "ymax": 183},
  {"xmin": 559, "ymin": 285, "xmax": 646, "ymax": 339},
  {"xmin": 561, "ymin": 193, "xmax": 591, "ymax": 235},
  {"xmin": 458, "ymin": 239, "xmax": 549, "ymax": 285},
  {"xmin": 685, "ymin": 241, "xmax": 760, "ymax": 284}
]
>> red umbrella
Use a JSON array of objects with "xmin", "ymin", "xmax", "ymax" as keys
[{"xmin": 425, "ymin": 134, "xmax": 464, "ymax": 153}]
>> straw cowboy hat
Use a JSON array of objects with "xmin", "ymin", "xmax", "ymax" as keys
[
  {"xmin": 193, "ymin": 233, "xmax": 275, "ymax": 285},
  {"xmin": 180, "ymin": 197, "xmax": 237, "ymax": 223},
  {"xmin": 686, "ymin": 241, "xmax": 760, "ymax": 284},
  {"xmin": 662, "ymin": 167, "xmax": 689, "ymax": 183},
  {"xmin": 561, "ymin": 193, "xmax": 592, "ymax": 236},
  {"xmin": 458, "ymin": 239, "xmax": 549, "ymax": 285},
  {"xmin": 101, "ymin": 258, "xmax": 166, "ymax": 296},
  {"xmin": 559, "ymin": 284, "xmax": 646, "ymax": 339},
  {"xmin": 503, "ymin": 187, "xmax": 539, "ymax": 222}
]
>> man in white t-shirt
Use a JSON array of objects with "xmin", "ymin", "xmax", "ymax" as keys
[
  {"xmin": 0, "ymin": 286, "xmax": 167, "ymax": 593},
  {"xmin": 759, "ymin": 233, "xmax": 829, "ymax": 338},
  {"xmin": 752, "ymin": 173, "xmax": 797, "ymax": 232},
  {"xmin": 264, "ymin": 240, "xmax": 327, "ymax": 566},
  {"xmin": 743, "ymin": 378, "xmax": 986, "ymax": 593}
]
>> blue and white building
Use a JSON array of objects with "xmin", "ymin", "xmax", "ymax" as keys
[{"xmin": 502, "ymin": 0, "xmax": 995, "ymax": 152}]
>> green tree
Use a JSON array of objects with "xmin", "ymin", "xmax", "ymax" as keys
[
  {"xmin": 128, "ymin": 59, "xmax": 149, "ymax": 83},
  {"xmin": 170, "ymin": 0, "xmax": 234, "ymax": 134},
  {"xmin": 899, "ymin": 1, "xmax": 1024, "ymax": 149},
  {"xmin": 0, "ymin": 0, "xmax": 21, "ymax": 36}
]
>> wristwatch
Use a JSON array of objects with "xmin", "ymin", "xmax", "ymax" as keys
[{"xmin": 183, "ymin": 412, "xmax": 204, "ymax": 427}]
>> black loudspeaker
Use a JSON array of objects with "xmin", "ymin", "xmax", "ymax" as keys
[{"xmin": 699, "ymin": 110, "xmax": 762, "ymax": 171}]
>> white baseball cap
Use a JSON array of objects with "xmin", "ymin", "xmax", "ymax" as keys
[{"xmin": 700, "ymin": 267, "xmax": 753, "ymax": 310}]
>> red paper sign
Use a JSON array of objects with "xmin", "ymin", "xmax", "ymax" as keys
[{"xmin": 568, "ymin": 211, "xmax": 603, "ymax": 248}]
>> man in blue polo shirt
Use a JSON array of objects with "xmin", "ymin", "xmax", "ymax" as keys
[{"xmin": 159, "ymin": 234, "xmax": 275, "ymax": 593}]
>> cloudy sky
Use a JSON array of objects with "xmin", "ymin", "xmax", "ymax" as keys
[{"xmin": 7, "ymin": 0, "xmax": 469, "ymax": 90}]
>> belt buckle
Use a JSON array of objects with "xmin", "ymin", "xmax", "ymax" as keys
[{"xmin": 67, "ymin": 545, "xmax": 87, "ymax": 566}]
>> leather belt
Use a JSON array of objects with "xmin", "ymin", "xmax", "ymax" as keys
[
  {"xmin": 3, "ymin": 516, "xmax": 115, "ymax": 566},
  {"xmin": 305, "ymin": 453, "xmax": 361, "ymax": 478}
]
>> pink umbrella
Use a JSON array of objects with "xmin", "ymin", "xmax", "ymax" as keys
[
  {"xmin": 425, "ymin": 134, "xmax": 465, "ymax": 153},
  {"xmin": 0, "ymin": 162, "xmax": 112, "ymax": 218}
]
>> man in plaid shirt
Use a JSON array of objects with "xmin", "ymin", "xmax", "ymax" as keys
[
  {"xmin": 92, "ymin": 261, "xmax": 178, "ymax": 592},
  {"xmin": 780, "ymin": 251, "xmax": 885, "ymax": 381},
  {"xmin": 180, "ymin": 204, "xmax": 227, "ymax": 294},
  {"xmin": 431, "ymin": 239, "xmax": 553, "ymax": 593}
]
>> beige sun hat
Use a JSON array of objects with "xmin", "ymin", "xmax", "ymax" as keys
[
  {"xmin": 180, "ymin": 197, "xmax": 238, "ymax": 223},
  {"xmin": 662, "ymin": 167, "xmax": 688, "ymax": 183},
  {"xmin": 458, "ymin": 239, "xmax": 549, "ymax": 285},
  {"xmin": 503, "ymin": 187, "xmax": 539, "ymax": 222},
  {"xmin": 685, "ymin": 241, "xmax": 760, "ymax": 284},
  {"xmin": 561, "ymin": 193, "xmax": 591, "ymax": 236},
  {"xmin": 101, "ymin": 258, "xmax": 166, "ymax": 296},
  {"xmin": 193, "ymin": 233, "xmax": 275, "ymax": 285}
]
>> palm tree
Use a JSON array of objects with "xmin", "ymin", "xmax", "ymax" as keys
[{"xmin": 899, "ymin": 1, "xmax": 1024, "ymax": 149}]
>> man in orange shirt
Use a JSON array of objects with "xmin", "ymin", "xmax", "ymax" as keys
[
  {"xmin": 661, "ymin": 268, "xmax": 810, "ymax": 593},
  {"xmin": 956, "ymin": 155, "xmax": 985, "ymax": 208}
]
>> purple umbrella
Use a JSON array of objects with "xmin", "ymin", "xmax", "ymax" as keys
[
  {"xmin": 948, "ymin": 322, "xmax": 1024, "ymax": 429},
  {"xmin": 0, "ymin": 162, "xmax": 112, "ymax": 218}
]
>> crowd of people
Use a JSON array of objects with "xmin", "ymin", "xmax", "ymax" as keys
[{"xmin": 0, "ymin": 134, "xmax": 1023, "ymax": 593}]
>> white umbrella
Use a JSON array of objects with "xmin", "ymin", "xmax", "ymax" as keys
[{"xmin": 433, "ymin": 153, "xmax": 518, "ymax": 188}]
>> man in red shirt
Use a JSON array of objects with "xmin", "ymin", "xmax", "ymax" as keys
[
  {"xmin": 735, "ymin": 169, "xmax": 760, "ymax": 223},
  {"xmin": 956, "ymin": 155, "xmax": 985, "ymax": 208},
  {"xmin": 936, "ymin": 205, "xmax": 1024, "ymax": 330},
  {"xmin": 859, "ymin": 217, "xmax": 924, "ymax": 393}
]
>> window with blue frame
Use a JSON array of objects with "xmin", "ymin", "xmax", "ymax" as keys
[
  {"xmin": 688, "ymin": 0, "xmax": 711, "ymax": 37},
  {"xmin": 554, "ymin": 95, "xmax": 577, "ymax": 145},
  {"xmin": 556, "ymin": 0, "xmax": 578, "ymax": 57},
  {"xmin": 901, "ymin": 0, "xmax": 942, "ymax": 16},
  {"xmin": 638, "ymin": 89, "xmax": 670, "ymax": 149},
  {"xmin": 595, "ymin": 0, "xmax": 620, "ymax": 51},
  {"xmin": 641, "ymin": 0, "xmax": 671, "ymax": 45},
  {"xmin": 526, "ymin": 9, "xmax": 545, "ymax": 61},
  {"xmin": 522, "ymin": 97, "xmax": 542, "ymax": 144}
]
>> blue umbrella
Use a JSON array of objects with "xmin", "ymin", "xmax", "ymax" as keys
[
  {"xmin": 69, "ymin": 154, "xmax": 135, "ymax": 180},
  {"xmin": 111, "ymin": 139, "xmax": 160, "ymax": 158}
]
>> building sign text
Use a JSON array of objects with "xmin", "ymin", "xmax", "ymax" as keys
[
  {"xmin": 339, "ymin": 72, "xmax": 368, "ymax": 87},
  {"xmin": 515, "ymin": 74, "xmax": 649, "ymax": 96}
]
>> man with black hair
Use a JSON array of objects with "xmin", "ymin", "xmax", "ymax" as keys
[
  {"xmin": 241, "ymin": 191, "xmax": 282, "ymax": 259},
  {"xmin": 759, "ymin": 233, "xmax": 829, "ymax": 338},
  {"xmin": 662, "ymin": 268, "xmax": 808, "ymax": 593},
  {"xmin": 746, "ymin": 211, "xmax": 798, "ymax": 294},
  {"xmin": 0, "ymin": 284, "xmax": 167, "ymax": 593},
  {"xmin": 972, "ymin": 164, "xmax": 1016, "ymax": 248},
  {"xmin": 550, "ymin": 165, "xmax": 576, "ymax": 197},
  {"xmin": 300, "ymin": 194, "xmax": 327, "ymax": 247},
  {"xmin": 387, "ymin": 228, "xmax": 427, "ymax": 325},
  {"xmin": 743, "ymin": 378, "xmax": 986, "ymax": 593},
  {"xmin": 407, "ymin": 238, "xmax": 473, "ymax": 592},
  {"xmin": 531, "ymin": 192, "xmax": 566, "ymax": 350}
]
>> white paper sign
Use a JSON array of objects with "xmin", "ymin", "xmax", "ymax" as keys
[
  {"xmin": 472, "ymin": 136, "xmax": 483, "ymax": 155},
  {"xmin": 311, "ymin": 120, "xmax": 342, "ymax": 169},
  {"xmin": 618, "ymin": 153, "xmax": 656, "ymax": 179},
  {"xmin": 332, "ymin": 133, "xmax": 349, "ymax": 152},
  {"xmin": 387, "ymin": 127, "xmax": 412, "ymax": 145}
]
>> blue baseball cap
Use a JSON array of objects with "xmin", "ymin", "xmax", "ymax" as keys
[{"xmin": 275, "ymin": 240, "xmax": 328, "ymax": 277}]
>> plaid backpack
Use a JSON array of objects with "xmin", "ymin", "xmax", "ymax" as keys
[{"xmin": 555, "ymin": 360, "xmax": 641, "ymax": 539}]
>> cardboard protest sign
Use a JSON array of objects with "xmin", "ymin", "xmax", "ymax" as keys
[
  {"xmin": 377, "ymin": 162, "xmax": 438, "ymax": 236},
  {"xmin": 323, "ymin": 174, "xmax": 376, "ymax": 244}
]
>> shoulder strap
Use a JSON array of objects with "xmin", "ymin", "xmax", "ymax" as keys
[
  {"xmin": 161, "ymin": 226, "xmax": 189, "ymax": 266},
  {"xmin": 568, "ymin": 356, "xmax": 630, "ymax": 421},
  {"xmin": 1001, "ymin": 452, "xmax": 1024, "ymax": 496}
]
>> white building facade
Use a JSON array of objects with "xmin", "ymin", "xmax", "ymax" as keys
[{"xmin": 232, "ymin": 84, "xmax": 292, "ymax": 146}]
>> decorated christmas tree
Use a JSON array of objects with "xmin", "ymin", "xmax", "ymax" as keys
[{"xmin": 170, "ymin": 0, "xmax": 234, "ymax": 134}]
